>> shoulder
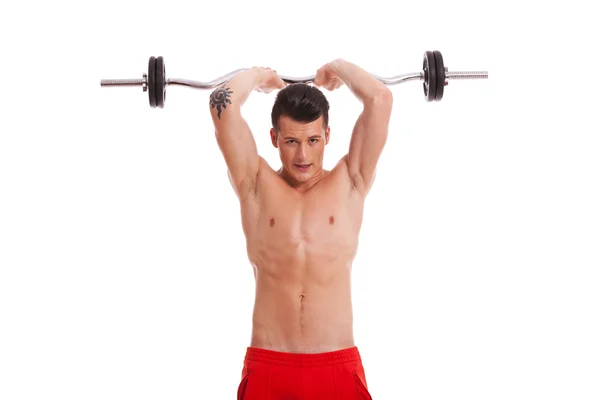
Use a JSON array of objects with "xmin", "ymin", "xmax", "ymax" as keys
[
  {"xmin": 257, "ymin": 156, "xmax": 278, "ymax": 179},
  {"xmin": 255, "ymin": 156, "xmax": 286, "ymax": 192}
]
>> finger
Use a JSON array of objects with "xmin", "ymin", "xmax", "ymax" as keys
[
  {"xmin": 313, "ymin": 69, "xmax": 323, "ymax": 86},
  {"xmin": 316, "ymin": 75, "xmax": 329, "ymax": 87}
]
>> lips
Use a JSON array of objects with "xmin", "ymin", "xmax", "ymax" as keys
[{"xmin": 294, "ymin": 163, "xmax": 311, "ymax": 171}]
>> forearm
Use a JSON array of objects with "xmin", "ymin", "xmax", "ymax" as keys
[
  {"xmin": 209, "ymin": 68, "xmax": 260, "ymax": 121},
  {"xmin": 331, "ymin": 60, "xmax": 389, "ymax": 103}
]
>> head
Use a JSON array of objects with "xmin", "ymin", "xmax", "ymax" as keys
[{"xmin": 270, "ymin": 83, "xmax": 330, "ymax": 185}]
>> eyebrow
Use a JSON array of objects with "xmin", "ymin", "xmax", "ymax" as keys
[{"xmin": 284, "ymin": 135, "xmax": 321, "ymax": 140}]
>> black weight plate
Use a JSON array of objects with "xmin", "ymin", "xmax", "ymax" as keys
[
  {"xmin": 422, "ymin": 53, "xmax": 428, "ymax": 99},
  {"xmin": 155, "ymin": 56, "xmax": 166, "ymax": 108},
  {"xmin": 423, "ymin": 51, "xmax": 437, "ymax": 102},
  {"xmin": 148, "ymin": 56, "xmax": 157, "ymax": 108},
  {"xmin": 433, "ymin": 50, "xmax": 445, "ymax": 101}
]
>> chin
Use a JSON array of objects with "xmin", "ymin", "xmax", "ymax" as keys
[{"xmin": 291, "ymin": 167, "xmax": 313, "ymax": 180}]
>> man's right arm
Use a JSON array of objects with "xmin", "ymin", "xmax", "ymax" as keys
[{"xmin": 209, "ymin": 68, "xmax": 262, "ymax": 200}]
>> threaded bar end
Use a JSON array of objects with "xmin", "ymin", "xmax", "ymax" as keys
[
  {"xmin": 100, "ymin": 79, "xmax": 146, "ymax": 87},
  {"xmin": 446, "ymin": 71, "xmax": 488, "ymax": 79}
]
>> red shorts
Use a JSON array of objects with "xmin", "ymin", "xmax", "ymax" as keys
[{"xmin": 237, "ymin": 346, "xmax": 373, "ymax": 399}]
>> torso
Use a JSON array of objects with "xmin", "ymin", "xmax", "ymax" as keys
[{"xmin": 238, "ymin": 156, "xmax": 365, "ymax": 353}]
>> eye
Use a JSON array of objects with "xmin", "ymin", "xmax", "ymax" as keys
[
  {"xmin": 310, "ymin": 139, "xmax": 319, "ymax": 143},
  {"xmin": 286, "ymin": 140, "xmax": 296, "ymax": 144}
]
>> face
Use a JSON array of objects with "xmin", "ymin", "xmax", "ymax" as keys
[{"xmin": 270, "ymin": 115, "xmax": 330, "ymax": 185}]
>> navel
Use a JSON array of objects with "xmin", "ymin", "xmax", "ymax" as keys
[
  {"xmin": 270, "ymin": 218, "xmax": 275, "ymax": 227},
  {"xmin": 329, "ymin": 216, "xmax": 335, "ymax": 225}
]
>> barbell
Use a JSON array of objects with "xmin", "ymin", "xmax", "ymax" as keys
[{"xmin": 100, "ymin": 50, "xmax": 488, "ymax": 108}]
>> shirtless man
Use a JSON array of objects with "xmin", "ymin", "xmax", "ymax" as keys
[{"xmin": 209, "ymin": 59, "xmax": 393, "ymax": 399}]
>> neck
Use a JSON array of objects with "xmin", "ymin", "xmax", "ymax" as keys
[{"xmin": 277, "ymin": 166, "xmax": 326, "ymax": 193}]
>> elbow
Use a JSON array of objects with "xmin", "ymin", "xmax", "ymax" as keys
[
  {"xmin": 376, "ymin": 86, "xmax": 393, "ymax": 104},
  {"xmin": 365, "ymin": 86, "xmax": 393, "ymax": 110}
]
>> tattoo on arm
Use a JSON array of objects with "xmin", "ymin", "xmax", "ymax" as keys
[{"xmin": 210, "ymin": 85, "xmax": 233, "ymax": 119}]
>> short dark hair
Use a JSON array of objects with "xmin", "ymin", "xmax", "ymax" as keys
[{"xmin": 271, "ymin": 83, "xmax": 329, "ymax": 133}]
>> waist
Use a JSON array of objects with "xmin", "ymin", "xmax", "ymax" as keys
[
  {"xmin": 250, "ymin": 319, "xmax": 355, "ymax": 354},
  {"xmin": 244, "ymin": 345, "xmax": 362, "ymax": 367}
]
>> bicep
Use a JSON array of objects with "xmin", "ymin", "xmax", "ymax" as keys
[{"xmin": 346, "ymin": 89, "xmax": 393, "ymax": 194}]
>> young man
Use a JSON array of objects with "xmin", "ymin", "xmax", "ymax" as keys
[{"xmin": 209, "ymin": 59, "xmax": 393, "ymax": 399}]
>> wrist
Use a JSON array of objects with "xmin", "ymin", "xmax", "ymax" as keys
[
  {"xmin": 249, "ymin": 67, "xmax": 266, "ymax": 86},
  {"xmin": 329, "ymin": 59, "xmax": 350, "ymax": 77}
]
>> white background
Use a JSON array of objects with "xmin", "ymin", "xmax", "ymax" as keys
[{"xmin": 1, "ymin": 1, "xmax": 599, "ymax": 399}]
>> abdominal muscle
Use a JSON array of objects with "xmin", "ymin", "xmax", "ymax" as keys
[{"xmin": 249, "ymin": 259, "xmax": 356, "ymax": 353}]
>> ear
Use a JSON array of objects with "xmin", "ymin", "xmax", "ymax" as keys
[
  {"xmin": 325, "ymin": 126, "xmax": 330, "ymax": 145},
  {"xmin": 270, "ymin": 128, "xmax": 278, "ymax": 148}
]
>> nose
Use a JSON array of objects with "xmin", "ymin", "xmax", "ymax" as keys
[{"xmin": 296, "ymin": 143, "xmax": 308, "ymax": 159}]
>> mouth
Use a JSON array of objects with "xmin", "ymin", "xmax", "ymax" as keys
[{"xmin": 294, "ymin": 163, "xmax": 312, "ymax": 172}]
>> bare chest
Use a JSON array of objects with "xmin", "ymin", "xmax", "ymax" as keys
[
  {"xmin": 244, "ymin": 185, "xmax": 363, "ymax": 270},
  {"xmin": 264, "ymin": 203, "xmax": 350, "ymax": 246}
]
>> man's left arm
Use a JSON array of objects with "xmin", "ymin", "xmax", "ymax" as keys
[{"xmin": 316, "ymin": 60, "xmax": 393, "ymax": 196}]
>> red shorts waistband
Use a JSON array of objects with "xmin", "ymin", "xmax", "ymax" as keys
[{"xmin": 244, "ymin": 346, "xmax": 361, "ymax": 367}]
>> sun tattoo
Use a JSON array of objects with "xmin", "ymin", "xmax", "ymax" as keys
[{"xmin": 210, "ymin": 85, "xmax": 233, "ymax": 119}]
